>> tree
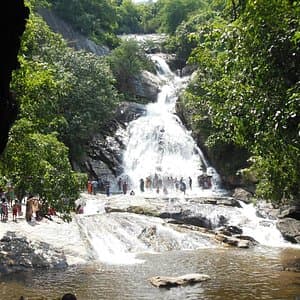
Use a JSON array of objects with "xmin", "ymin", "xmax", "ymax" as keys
[
  {"xmin": 47, "ymin": 0, "xmax": 119, "ymax": 47},
  {"xmin": 156, "ymin": 0, "xmax": 207, "ymax": 34},
  {"xmin": 0, "ymin": 2, "xmax": 120, "ymax": 217},
  {"xmin": 182, "ymin": 0, "xmax": 300, "ymax": 203},
  {"xmin": 108, "ymin": 39, "xmax": 155, "ymax": 92},
  {"xmin": 116, "ymin": 0, "xmax": 141, "ymax": 34},
  {"xmin": 0, "ymin": 119, "xmax": 86, "ymax": 220}
]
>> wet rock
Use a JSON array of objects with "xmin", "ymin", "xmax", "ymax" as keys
[
  {"xmin": 78, "ymin": 102, "xmax": 147, "ymax": 180},
  {"xmin": 215, "ymin": 197, "xmax": 242, "ymax": 208},
  {"xmin": 233, "ymin": 188, "xmax": 253, "ymax": 204},
  {"xmin": 234, "ymin": 235, "xmax": 258, "ymax": 245},
  {"xmin": 214, "ymin": 233, "xmax": 251, "ymax": 248},
  {"xmin": 149, "ymin": 273, "xmax": 211, "ymax": 288},
  {"xmin": 276, "ymin": 218, "xmax": 300, "ymax": 244},
  {"xmin": 138, "ymin": 226, "xmax": 158, "ymax": 247},
  {"xmin": 216, "ymin": 225, "xmax": 243, "ymax": 236},
  {"xmin": 115, "ymin": 102, "xmax": 147, "ymax": 124},
  {"xmin": 256, "ymin": 201, "xmax": 279, "ymax": 220},
  {"xmin": 0, "ymin": 232, "xmax": 68, "ymax": 275},
  {"xmin": 132, "ymin": 71, "xmax": 161, "ymax": 102},
  {"xmin": 159, "ymin": 209, "xmax": 214, "ymax": 229},
  {"xmin": 189, "ymin": 197, "xmax": 242, "ymax": 208},
  {"xmin": 278, "ymin": 205, "xmax": 300, "ymax": 220}
]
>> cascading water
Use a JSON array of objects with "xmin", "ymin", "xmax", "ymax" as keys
[
  {"xmin": 72, "ymin": 55, "xmax": 295, "ymax": 266},
  {"xmin": 122, "ymin": 54, "xmax": 223, "ymax": 196}
]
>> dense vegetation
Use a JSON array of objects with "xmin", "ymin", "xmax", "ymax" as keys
[
  {"xmin": 108, "ymin": 38, "xmax": 155, "ymax": 96},
  {"xmin": 0, "ymin": 0, "xmax": 121, "ymax": 217},
  {"xmin": 174, "ymin": 0, "xmax": 300, "ymax": 204},
  {"xmin": 1, "ymin": 0, "xmax": 299, "ymax": 214},
  {"xmin": 46, "ymin": 0, "xmax": 206, "ymax": 39}
]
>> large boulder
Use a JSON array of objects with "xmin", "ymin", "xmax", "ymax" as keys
[
  {"xmin": 276, "ymin": 218, "xmax": 300, "ymax": 243},
  {"xmin": 0, "ymin": 232, "xmax": 67, "ymax": 275},
  {"xmin": 255, "ymin": 201, "xmax": 279, "ymax": 220},
  {"xmin": 104, "ymin": 196, "xmax": 242, "ymax": 230},
  {"xmin": 79, "ymin": 102, "xmax": 147, "ymax": 180},
  {"xmin": 278, "ymin": 205, "xmax": 300, "ymax": 220},
  {"xmin": 233, "ymin": 188, "xmax": 253, "ymax": 204},
  {"xmin": 149, "ymin": 273, "xmax": 210, "ymax": 288},
  {"xmin": 131, "ymin": 70, "xmax": 161, "ymax": 102}
]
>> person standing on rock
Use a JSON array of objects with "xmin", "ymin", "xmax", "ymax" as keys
[
  {"xmin": 105, "ymin": 181, "xmax": 110, "ymax": 197},
  {"xmin": 188, "ymin": 176, "xmax": 192, "ymax": 190},
  {"xmin": 117, "ymin": 177, "xmax": 122, "ymax": 192},
  {"xmin": 180, "ymin": 180, "xmax": 186, "ymax": 195},
  {"xmin": 91, "ymin": 180, "xmax": 98, "ymax": 195},
  {"xmin": 12, "ymin": 200, "xmax": 18, "ymax": 221},
  {"xmin": 122, "ymin": 181, "xmax": 128, "ymax": 194},
  {"xmin": 87, "ymin": 180, "xmax": 92, "ymax": 194},
  {"xmin": 140, "ymin": 178, "xmax": 145, "ymax": 192},
  {"xmin": 1, "ymin": 198, "xmax": 8, "ymax": 221}
]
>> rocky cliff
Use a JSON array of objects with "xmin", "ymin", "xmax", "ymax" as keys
[{"xmin": 37, "ymin": 7, "xmax": 109, "ymax": 56}]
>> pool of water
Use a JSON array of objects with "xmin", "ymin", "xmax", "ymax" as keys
[{"xmin": 1, "ymin": 246, "xmax": 300, "ymax": 300}]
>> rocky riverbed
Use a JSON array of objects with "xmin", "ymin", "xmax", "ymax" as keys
[{"xmin": 0, "ymin": 192, "xmax": 299, "ymax": 276}]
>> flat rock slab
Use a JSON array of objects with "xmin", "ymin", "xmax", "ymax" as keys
[{"xmin": 149, "ymin": 273, "xmax": 211, "ymax": 288}]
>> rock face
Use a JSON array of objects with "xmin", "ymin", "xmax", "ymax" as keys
[
  {"xmin": 0, "ymin": 232, "xmax": 67, "ymax": 275},
  {"xmin": 131, "ymin": 71, "xmax": 161, "ymax": 103},
  {"xmin": 233, "ymin": 188, "xmax": 253, "ymax": 204},
  {"xmin": 79, "ymin": 102, "xmax": 147, "ymax": 180},
  {"xmin": 276, "ymin": 218, "xmax": 300, "ymax": 244},
  {"xmin": 0, "ymin": 1, "xmax": 29, "ymax": 154},
  {"xmin": 104, "ymin": 196, "xmax": 254, "ymax": 248},
  {"xmin": 37, "ymin": 8, "xmax": 109, "ymax": 56},
  {"xmin": 149, "ymin": 273, "xmax": 211, "ymax": 288},
  {"xmin": 278, "ymin": 205, "xmax": 300, "ymax": 220}
]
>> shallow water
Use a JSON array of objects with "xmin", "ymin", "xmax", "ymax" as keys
[{"xmin": 1, "ymin": 246, "xmax": 300, "ymax": 300}]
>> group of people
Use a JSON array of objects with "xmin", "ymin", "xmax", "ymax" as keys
[
  {"xmin": 87, "ymin": 179, "xmax": 111, "ymax": 197},
  {"xmin": 138, "ymin": 174, "xmax": 193, "ymax": 195},
  {"xmin": 86, "ymin": 171, "xmax": 214, "ymax": 198},
  {"xmin": 197, "ymin": 173, "xmax": 212, "ymax": 189},
  {"xmin": 117, "ymin": 177, "xmax": 129, "ymax": 195},
  {"xmin": 0, "ymin": 185, "xmax": 22, "ymax": 222}
]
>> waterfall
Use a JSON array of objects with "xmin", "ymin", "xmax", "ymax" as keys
[
  {"xmin": 75, "ymin": 209, "xmax": 216, "ymax": 265},
  {"xmin": 69, "ymin": 55, "xmax": 296, "ymax": 267},
  {"xmin": 122, "ymin": 54, "xmax": 223, "ymax": 195}
]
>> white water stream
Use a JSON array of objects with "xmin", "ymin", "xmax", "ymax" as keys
[
  {"xmin": 2, "ymin": 56, "xmax": 292, "ymax": 269},
  {"xmin": 122, "ymin": 54, "xmax": 222, "ymax": 196},
  {"xmin": 75, "ymin": 56, "xmax": 299, "ymax": 266},
  {"xmin": 71, "ymin": 56, "xmax": 293, "ymax": 265}
]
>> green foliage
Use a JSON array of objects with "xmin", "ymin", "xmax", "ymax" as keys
[
  {"xmin": 136, "ymin": 2, "xmax": 161, "ymax": 33},
  {"xmin": 0, "ymin": 120, "xmax": 87, "ymax": 219},
  {"xmin": 19, "ymin": 12, "xmax": 121, "ymax": 160},
  {"xmin": 155, "ymin": 0, "xmax": 207, "ymax": 34},
  {"xmin": 108, "ymin": 39, "xmax": 155, "ymax": 92},
  {"xmin": 116, "ymin": 0, "xmax": 142, "ymax": 34},
  {"xmin": 47, "ymin": 0, "xmax": 119, "ymax": 47},
  {"xmin": 58, "ymin": 51, "xmax": 120, "ymax": 158},
  {"xmin": 182, "ymin": 0, "xmax": 300, "ymax": 203},
  {"xmin": 0, "ymin": 5, "xmax": 120, "ymax": 216},
  {"xmin": 165, "ymin": 10, "xmax": 219, "ymax": 66}
]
